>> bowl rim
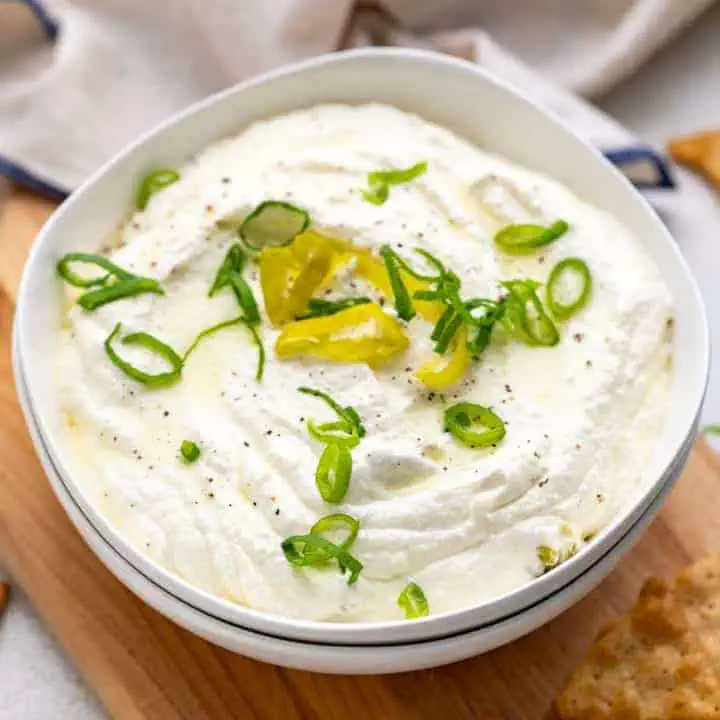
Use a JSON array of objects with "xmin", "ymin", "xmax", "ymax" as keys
[
  {"xmin": 13, "ymin": 341, "xmax": 693, "ymax": 664},
  {"xmin": 13, "ymin": 47, "xmax": 710, "ymax": 645}
]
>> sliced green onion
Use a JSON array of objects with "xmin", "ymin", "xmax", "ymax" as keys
[
  {"xmin": 430, "ymin": 306, "xmax": 456, "ymax": 343},
  {"xmin": 297, "ymin": 297, "xmax": 371, "ymax": 320},
  {"xmin": 104, "ymin": 323, "xmax": 183, "ymax": 388},
  {"xmin": 307, "ymin": 420, "xmax": 360, "ymax": 448},
  {"xmin": 380, "ymin": 245, "xmax": 416, "ymax": 322},
  {"xmin": 465, "ymin": 299, "xmax": 505, "ymax": 359},
  {"xmin": 444, "ymin": 402, "xmax": 506, "ymax": 449},
  {"xmin": 281, "ymin": 534, "xmax": 363, "ymax": 585},
  {"xmin": 362, "ymin": 181, "xmax": 389, "ymax": 206},
  {"xmin": 238, "ymin": 200, "xmax": 310, "ymax": 251},
  {"xmin": 298, "ymin": 387, "xmax": 365, "ymax": 446},
  {"xmin": 57, "ymin": 253, "xmax": 132, "ymax": 287},
  {"xmin": 310, "ymin": 513, "xmax": 360, "ymax": 551},
  {"xmin": 246, "ymin": 322, "xmax": 266, "ymax": 382},
  {"xmin": 183, "ymin": 317, "xmax": 244, "ymax": 360},
  {"xmin": 702, "ymin": 424, "xmax": 720, "ymax": 437},
  {"xmin": 494, "ymin": 220, "xmax": 569, "ymax": 255},
  {"xmin": 77, "ymin": 277, "xmax": 164, "ymax": 311},
  {"xmin": 389, "ymin": 247, "xmax": 446, "ymax": 282},
  {"xmin": 398, "ymin": 581, "xmax": 429, "ymax": 619},
  {"xmin": 180, "ymin": 440, "xmax": 201, "ymax": 463},
  {"xmin": 57, "ymin": 253, "xmax": 163, "ymax": 311},
  {"xmin": 208, "ymin": 244, "xmax": 260, "ymax": 324},
  {"xmin": 228, "ymin": 274, "xmax": 260, "ymax": 324},
  {"xmin": 545, "ymin": 257, "xmax": 592, "ymax": 320},
  {"xmin": 362, "ymin": 162, "xmax": 428, "ymax": 205},
  {"xmin": 136, "ymin": 169, "xmax": 180, "ymax": 210},
  {"xmin": 433, "ymin": 312, "xmax": 462, "ymax": 354},
  {"xmin": 209, "ymin": 244, "xmax": 245, "ymax": 296},
  {"xmin": 502, "ymin": 279, "xmax": 559, "ymax": 347},
  {"xmin": 315, "ymin": 442, "xmax": 352, "ymax": 504},
  {"xmin": 183, "ymin": 316, "xmax": 265, "ymax": 382}
]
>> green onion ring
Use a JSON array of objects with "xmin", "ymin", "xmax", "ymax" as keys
[
  {"xmin": 545, "ymin": 257, "xmax": 592, "ymax": 321},
  {"xmin": 57, "ymin": 253, "xmax": 163, "ymax": 311},
  {"xmin": 444, "ymin": 402, "xmax": 506, "ymax": 449},
  {"xmin": 184, "ymin": 316, "xmax": 265, "ymax": 382},
  {"xmin": 315, "ymin": 442, "xmax": 352, "ymax": 504},
  {"xmin": 298, "ymin": 387, "xmax": 366, "ymax": 440},
  {"xmin": 397, "ymin": 581, "xmax": 429, "ymax": 619},
  {"xmin": 104, "ymin": 323, "xmax": 183, "ymax": 388},
  {"xmin": 307, "ymin": 420, "xmax": 360, "ymax": 448},
  {"xmin": 502, "ymin": 280, "xmax": 559, "ymax": 347},
  {"xmin": 239, "ymin": 200, "xmax": 310, "ymax": 251},
  {"xmin": 56, "ymin": 253, "xmax": 133, "ymax": 287},
  {"xmin": 281, "ymin": 534, "xmax": 363, "ymax": 585},
  {"xmin": 136, "ymin": 169, "xmax": 180, "ymax": 210},
  {"xmin": 494, "ymin": 220, "xmax": 569, "ymax": 255},
  {"xmin": 310, "ymin": 513, "xmax": 360, "ymax": 551}
]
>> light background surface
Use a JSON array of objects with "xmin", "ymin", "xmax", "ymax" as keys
[{"xmin": 1, "ymin": 6, "xmax": 720, "ymax": 717}]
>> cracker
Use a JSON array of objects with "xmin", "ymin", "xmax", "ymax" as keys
[
  {"xmin": 555, "ymin": 556, "xmax": 720, "ymax": 719},
  {"xmin": 668, "ymin": 131, "xmax": 720, "ymax": 190}
]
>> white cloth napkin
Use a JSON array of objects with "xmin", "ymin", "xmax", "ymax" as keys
[{"xmin": 0, "ymin": 0, "xmax": 714, "ymax": 195}]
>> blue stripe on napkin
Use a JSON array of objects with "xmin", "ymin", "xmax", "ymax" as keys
[
  {"xmin": 0, "ymin": 157, "xmax": 68, "ymax": 201},
  {"xmin": 602, "ymin": 147, "xmax": 676, "ymax": 189},
  {"xmin": 23, "ymin": 0, "xmax": 58, "ymax": 40}
]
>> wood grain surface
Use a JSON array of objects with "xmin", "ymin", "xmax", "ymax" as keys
[{"xmin": 0, "ymin": 184, "xmax": 718, "ymax": 719}]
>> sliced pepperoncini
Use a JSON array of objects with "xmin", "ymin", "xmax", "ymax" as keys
[
  {"xmin": 259, "ymin": 231, "xmax": 345, "ymax": 325},
  {"xmin": 275, "ymin": 303, "xmax": 409, "ymax": 368},
  {"xmin": 414, "ymin": 326, "xmax": 469, "ymax": 389}
]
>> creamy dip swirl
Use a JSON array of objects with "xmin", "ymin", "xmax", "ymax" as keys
[{"xmin": 57, "ymin": 105, "xmax": 672, "ymax": 622}]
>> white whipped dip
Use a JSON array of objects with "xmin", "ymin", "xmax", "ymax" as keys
[{"xmin": 56, "ymin": 105, "xmax": 673, "ymax": 622}]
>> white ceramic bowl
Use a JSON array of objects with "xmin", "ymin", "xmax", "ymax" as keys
[
  {"xmin": 13, "ymin": 49, "xmax": 709, "ymax": 670},
  {"xmin": 13, "ymin": 339, "xmax": 696, "ymax": 673}
]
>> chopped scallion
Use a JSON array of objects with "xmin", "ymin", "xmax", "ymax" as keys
[
  {"xmin": 310, "ymin": 513, "xmax": 360, "ymax": 552},
  {"xmin": 104, "ymin": 323, "xmax": 183, "ymax": 388},
  {"xmin": 239, "ymin": 200, "xmax": 310, "ymax": 251},
  {"xmin": 281, "ymin": 534, "xmax": 363, "ymax": 585},
  {"xmin": 183, "ymin": 316, "xmax": 265, "ymax": 382},
  {"xmin": 362, "ymin": 162, "xmax": 428, "ymax": 205},
  {"xmin": 57, "ymin": 253, "xmax": 163, "ymax": 311},
  {"xmin": 180, "ymin": 440, "xmax": 201, "ymax": 463},
  {"xmin": 136, "ymin": 169, "xmax": 180, "ymax": 210},
  {"xmin": 545, "ymin": 257, "xmax": 592, "ymax": 320},
  {"xmin": 380, "ymin": 245, "xmax": 416, "ymax": 322},
  {"xmin": 494, "ymin": 220, "xmax": 569, "ymax": 255},
  {"xmin": 315, "ymin": 442, "xmax": 352, "ymax": 504},
  {"xmin": 398, "ymin": 581, "xmax": 429, "ymax": 619},
  {"xmin": 443, "ymin": 402, "xmax": 506, "ymax": 449}
]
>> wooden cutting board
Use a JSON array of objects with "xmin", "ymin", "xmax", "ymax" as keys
[{"xmin": 1, "ymin": 184, "xmax": 719, "ymax": 720}]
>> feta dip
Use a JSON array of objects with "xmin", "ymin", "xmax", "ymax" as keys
[{"xmin": 55, "ymin": 104, "xmax": 673, "ymax": 622}]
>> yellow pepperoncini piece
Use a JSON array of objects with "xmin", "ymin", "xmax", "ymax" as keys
[
  {"xmin": 414, "ymin": 326, "xmax": 469, "ymax": 389},
  {"xmin": 259, "ymin": 231, "xmax": 344, "ymax": 326},
  {"xmin": 275, "ymin": 303, "xmax": 409, "ymax": 368}
]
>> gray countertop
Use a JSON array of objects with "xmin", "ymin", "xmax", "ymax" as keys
[{"xmin": 2, "ymin": 6, "xmax": 720, "ymax": 717}]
